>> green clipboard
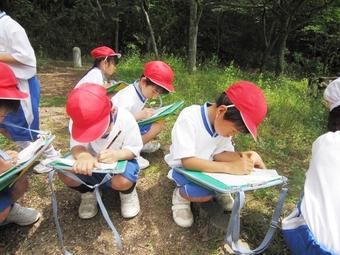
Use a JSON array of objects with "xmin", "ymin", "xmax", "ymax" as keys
[
  {"xmin": 48, "ymin": 153, "xmax": 128, "ymax": 174},
  {"xmin": 106, "ymin": 81, "xmax": 129, "ymax": 94},
  {"xmin": 0, "ymin": 134, "xmax": 55, "ymax": 191},
  {"xmin": 174, "ymin": 167, "xmax": 286, "ymax": 194},
  {"xmin": 138, "ymin": 101, "xmax": 184, "ymax": 126}
]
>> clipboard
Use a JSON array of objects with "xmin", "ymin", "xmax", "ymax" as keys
[
  {"xmin": 106, "ymin": 81, "xmax": 129, "ymax": 94},
  {"xmin": 174, "ymin": 167, "xmax": 287, "ymax": 193},
  {"xmin": 0, "ymin": 134, "xmax": 55, "ymax": 191},
  {"xmin": 48, "ymin": 153, "xmax": 128, "ymax": 174},
  {"xmin": 138, "ymin": 101, "xmax": 184, "ymax": 126}
]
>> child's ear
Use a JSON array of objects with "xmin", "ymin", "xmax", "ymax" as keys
[{"xmin": 218, "ymin": 105, "xmax": 229, "ymax": 114}]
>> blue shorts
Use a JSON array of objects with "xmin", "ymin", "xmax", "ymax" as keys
[
  {"xmin": 283, "ymin": 225, "xmax": 336, "ymax": 255},
  {"xmin": 0, "ymin": 76, "xmax": 40, "ymax": 141},
  {"xmin": 170, "ymin": 170, "xmax": 215, "ymax": 198},
  {"xmin": 139, "ymin": 124, "xmax": 152, "ymax": 135},
  {"xmin": 76, "ymin": 159, "xmax": 140, "ymax": 189},
  {"xmin": 0, "ymin": 188, "xmax": 13, "ymax": 212}
]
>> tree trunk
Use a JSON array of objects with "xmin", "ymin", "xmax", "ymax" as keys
[
  {"xmin": 141, "ymin": 0, "xmax": 159, "ymax": 59},
  {"xmin": 275, "ymin": 16, "xmax": 290, "ymax": 76},
  {"xmin": 188, "ymin": 0, "xmax": 201, "ymax": 73},
  {"xmin": 113, "ymin": 0, "xmax": 120, "ymax": 51}
]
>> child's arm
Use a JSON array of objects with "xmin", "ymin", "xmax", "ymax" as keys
[
  {"xmin": 0, "ymin": 150, "xmax": 18, "ymax": 174},
  {"xmin": 214, "ymin": 150, "xmax": 266, "ymax": 169},
  {"xmin": 71, "ymin": 145, "xmax": 99, "ymax": 176},
  {"xmin": 134, "ymin": 108, "xmax": 154, "ymax": 121},
  {"xmin": 181, "ymin": 155, "xmax": 254, "ymax": 175},
  {"xmin": 97, "ymin": 148, "xmax": 135, "ymax": 163}
]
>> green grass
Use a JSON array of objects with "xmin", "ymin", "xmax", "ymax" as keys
[{"xmin": 1, "ymin": 55, "xmax": 328, "ymax": 254}]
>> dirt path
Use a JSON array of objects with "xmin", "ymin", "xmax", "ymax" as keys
[{"xmin": 0, "ymin": 67, "xmax": 225, "ymax": 255}]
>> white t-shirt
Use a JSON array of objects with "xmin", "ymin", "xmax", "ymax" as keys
[
  {"xmin": 0, "ymin": 12, "xmax": 36, "ymax": 79},
  {"xmin": 111, "ymin": 81, "xmax": 147, "ymax": 115},
  {"xmin": 165, "ymin": 103, "xmax": 234, "ymax": 168},
  {"xmin": 301, "ymin": 131, "xmax": 340, "ymax": 253},
  {"xmin": 70, "ymin": 108, "xmax": 143, "ymax": 157},
  {"xmin": 75, "ymin": 67, "xmax": 105, "ymax": 88}
]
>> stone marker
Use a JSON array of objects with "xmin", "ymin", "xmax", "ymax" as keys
[{"xmin": 73, "ymin": 47, "xmax": 82, "ymax": 68}]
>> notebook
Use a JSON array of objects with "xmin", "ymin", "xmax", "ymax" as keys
[
  {"xmin": 174, "ymin": 167, "xmax": 286, "ymax": 193},
  {"xmin": 138, "ymin": 101, "xmax": 184, "ymax": 126},
  {"xmin": 0, "ymin": 134, "xmax": 55, "ymax": 191}
]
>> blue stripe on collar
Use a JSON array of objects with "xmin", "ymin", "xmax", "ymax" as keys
[
  {"xmin": 200, "ymin": 102, "xmax": 217, "ymax": 137},
  {"xmin": 133, "ymin": 80, "xmax": 147, "ymax": 103},
  {"xmin": 0, "ymin": 12, "xmax": 6, "ymax": 19}
]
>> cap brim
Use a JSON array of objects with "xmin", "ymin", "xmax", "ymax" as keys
[
  {"xmin": 240, "ymin": 112, "xmax": 257, "ymax": 141},
  {"xmin": 0, "ymin": 89, "xmax": 28, "ymax": 100},
  {"xmin": 71, "ymin": 114, "xmax": 110, "ymax": 143},
  {"xmin": 148, "ymin": 78, "xmax": 175, "ymax": 92}
]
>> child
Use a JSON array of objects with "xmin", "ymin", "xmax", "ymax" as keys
[
  {"xmin": 0, "ymin": 62, "xmax": 40, "ymax": 226},
  {"xmin": 58, "ymin": 83, "xmax": 143, "ymax": 219},
  {"xmin": 0, "ymin": 2, "xmax": 60, "ymax": 173},
  {"xmin": 165, "ymin": 81, "xmax": 267, "ymax": 227},
  {"xmin": 75, "ymin": 46, "xmax": 120, "ymax": 88},
  {"xmin": 282, "ymin": 77, "xmax": 340, "ymax": 254},
  {"xmin": 111, "ymin": 60, "xmax": 175, "ymax": 169}
]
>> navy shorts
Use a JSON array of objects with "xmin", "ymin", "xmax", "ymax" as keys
[
  {"xmin": 139, "ymin": 124, "xmax": 152, "ymax": 135},
  {"xmin": 0, "ymin": 188, "xmax": 13, "ymax": 212},
  {"xmin": 76, "ymin": 159, "xmax": 140, "ymax": 189},
  {"xmin": 170, "ymin": 170, "xmax": 215, "ymax": 198}
]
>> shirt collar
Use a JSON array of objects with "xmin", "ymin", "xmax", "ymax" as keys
[
  {"xmin": 101, "ymin": 109, "xmax": 118, "ymax": 139},
  {"xmin": 133, "ymin": 80, "xmax": 147, "ymax": 103},
  {"xmin": 0, "ymin": 12, "xmax": 6, "ymax": 19},
  {"xmin": 200, "ymin": 102, "xmax": 218, "ymax": 137}
]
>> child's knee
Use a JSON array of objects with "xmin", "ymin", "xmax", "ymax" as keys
[
  {"xmin": 57, "ymin": 172, "xmax": 81, "ymax": 187},
  {"xmin": 111, "ymin": 175, "xmax": 134, "ymax": 191},
  {"xmin": 0, "ymin": 207, "xmax": 10, "ymax": 223}
]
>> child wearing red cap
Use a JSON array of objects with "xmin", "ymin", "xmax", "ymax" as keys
[
  {"xmin": 0, "ymin": 63, "xmax": 40, "ymax": 226},
  {"xmin": 165, "ymin": 81, "xmax": 267, "ymax": 228},
  {"xmin": 75, "ymin": 46, "xmax": 121, "ymax": 88},
  {"xmin": 112, "ymin": 60, "xmax": 175, "ymax": 169},
  {"xmin": 0, "ymin": 3, "xmax": 60, "ymax": 173},
  {"xmin": 59, "ymin": 83, "xmax": 143, "ymax": 219},
  {"xmin": 282, "ymin": 77, "xmax": 340, "ymax": 255}
]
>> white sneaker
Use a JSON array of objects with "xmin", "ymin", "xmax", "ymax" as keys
[
  {"xmin": 4, "ymin": 203, "xmax": 40, "ymax": 226},
  {"xmin": 217, "ymin": 193, "xmax": 234, "ymax": 211},
  {"xmin": 137, "ymin": 156, "xmax": 150, "ymax": 170},
  {"xmin": 172, "ymin": 188, "xmax": 193, "ymax": 228},
  {"xmin": 119, "ymin": 187, "xmax": 140, "ymax": 218},
  {"xmin": 33, "ymin": 149, "xmax": 61, "ymax": 174},
  {"xmin": 78, "ymin": 192, "xmax": 98, "ymax": 219},
  {"xmin": 141, "ymin": 141, "xmax": 161, "ymax": 153}
]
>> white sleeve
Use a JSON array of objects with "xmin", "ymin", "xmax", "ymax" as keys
[
  {"xmin": 111, "ymin": 89, "xmax": 135, "ymax": 113},
  {"xmin": 69, "ymin": 136, "xmax": 89, "ymax": 150},
  {"xmin": 6, "ymin": 20, "xmax": 36, "ymax": 67},
  {"xmin": 171, "ymin": 111, "xmax": 196, "ymax": 161},
  {"xmin": 121, "ymin": 112, "xmax": 143, "ymax": 157},
  {"xmin": 76, "ymin": 69, "xmax": 104, "ymax": 87}
]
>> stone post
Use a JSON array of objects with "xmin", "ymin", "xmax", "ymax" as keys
[{"xmin": 72, "ymin": 47, "xmax": 82, "ymax": 68}]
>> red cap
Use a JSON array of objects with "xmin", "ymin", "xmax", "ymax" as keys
[
  {"xmin": 90, "ymin": 46, "xmax": 121, "ymax": 59},
  {"xmin": 225, "ymin": 81, "xmax": 267, "ymax": 140},
  {"xmin": 144, "ymin": 61, "xmax": 175, "ymax": 92},
  {"xmin": 0, "ymin": 63, "xmax": 27, "ymax": 100},
  {"xmin": 66, "ymin": 83, "xmax": 111, "ymax": 143}
]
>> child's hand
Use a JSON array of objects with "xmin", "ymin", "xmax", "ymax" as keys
[
  {"xmin": 6, "ymin": 150, "xmax": 18, "ymax": 163},
  {"xmin": 242, "ymin": 151, "xmax": 266, "ymax": 169},
  {"xmin": 141, "ymin": 108, "xmax": 154, "ymax": 119},
  {"xmin": 0, "ymin": 158, "xmax": 13, "ymax": 174},
  {"xmin": 226, "ymin": 156, "xmax": 254, "ymax": 175},
  {"xmin": 73, "ymin": 152, "xmax": 99, "ymax": 176},
  {"xmin": 98, "ymin": 149, "xmax": 118, "ymax": 164}
]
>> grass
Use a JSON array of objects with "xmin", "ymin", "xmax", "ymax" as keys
[{"xmin": 1, "ymin": 54, "xmax": 328, "ymax": 254}]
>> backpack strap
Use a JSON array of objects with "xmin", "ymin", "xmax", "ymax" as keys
[
  {"xmin": 224, "ymin": 186, "xmax": 288, "ymax": 254},
  {"xmin": 48, "ymin": 169, "xmax": 122, "ymax": 255}
]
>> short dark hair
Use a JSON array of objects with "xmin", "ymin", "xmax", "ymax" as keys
[
  {"xmin": 328, "ymin": 105, "xmax": 340, "ymax": 132},
  {"xmin": 215, "ymin": 92, "xmax": 249, "ymax": 133},
  {"xmin": 0, "ymin": 99, "xmax": 20, "ymax": 113},
  {"xmin": 0, "ymin": 0, "xmax": 9, "ymax": 12},
  {"xmin": 141, "ymin": 76, "xmax": 169, "ymax": 95},
  {"xmin": 93, "ymin": 55, "xmax": 119, "ymax": 68}
]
